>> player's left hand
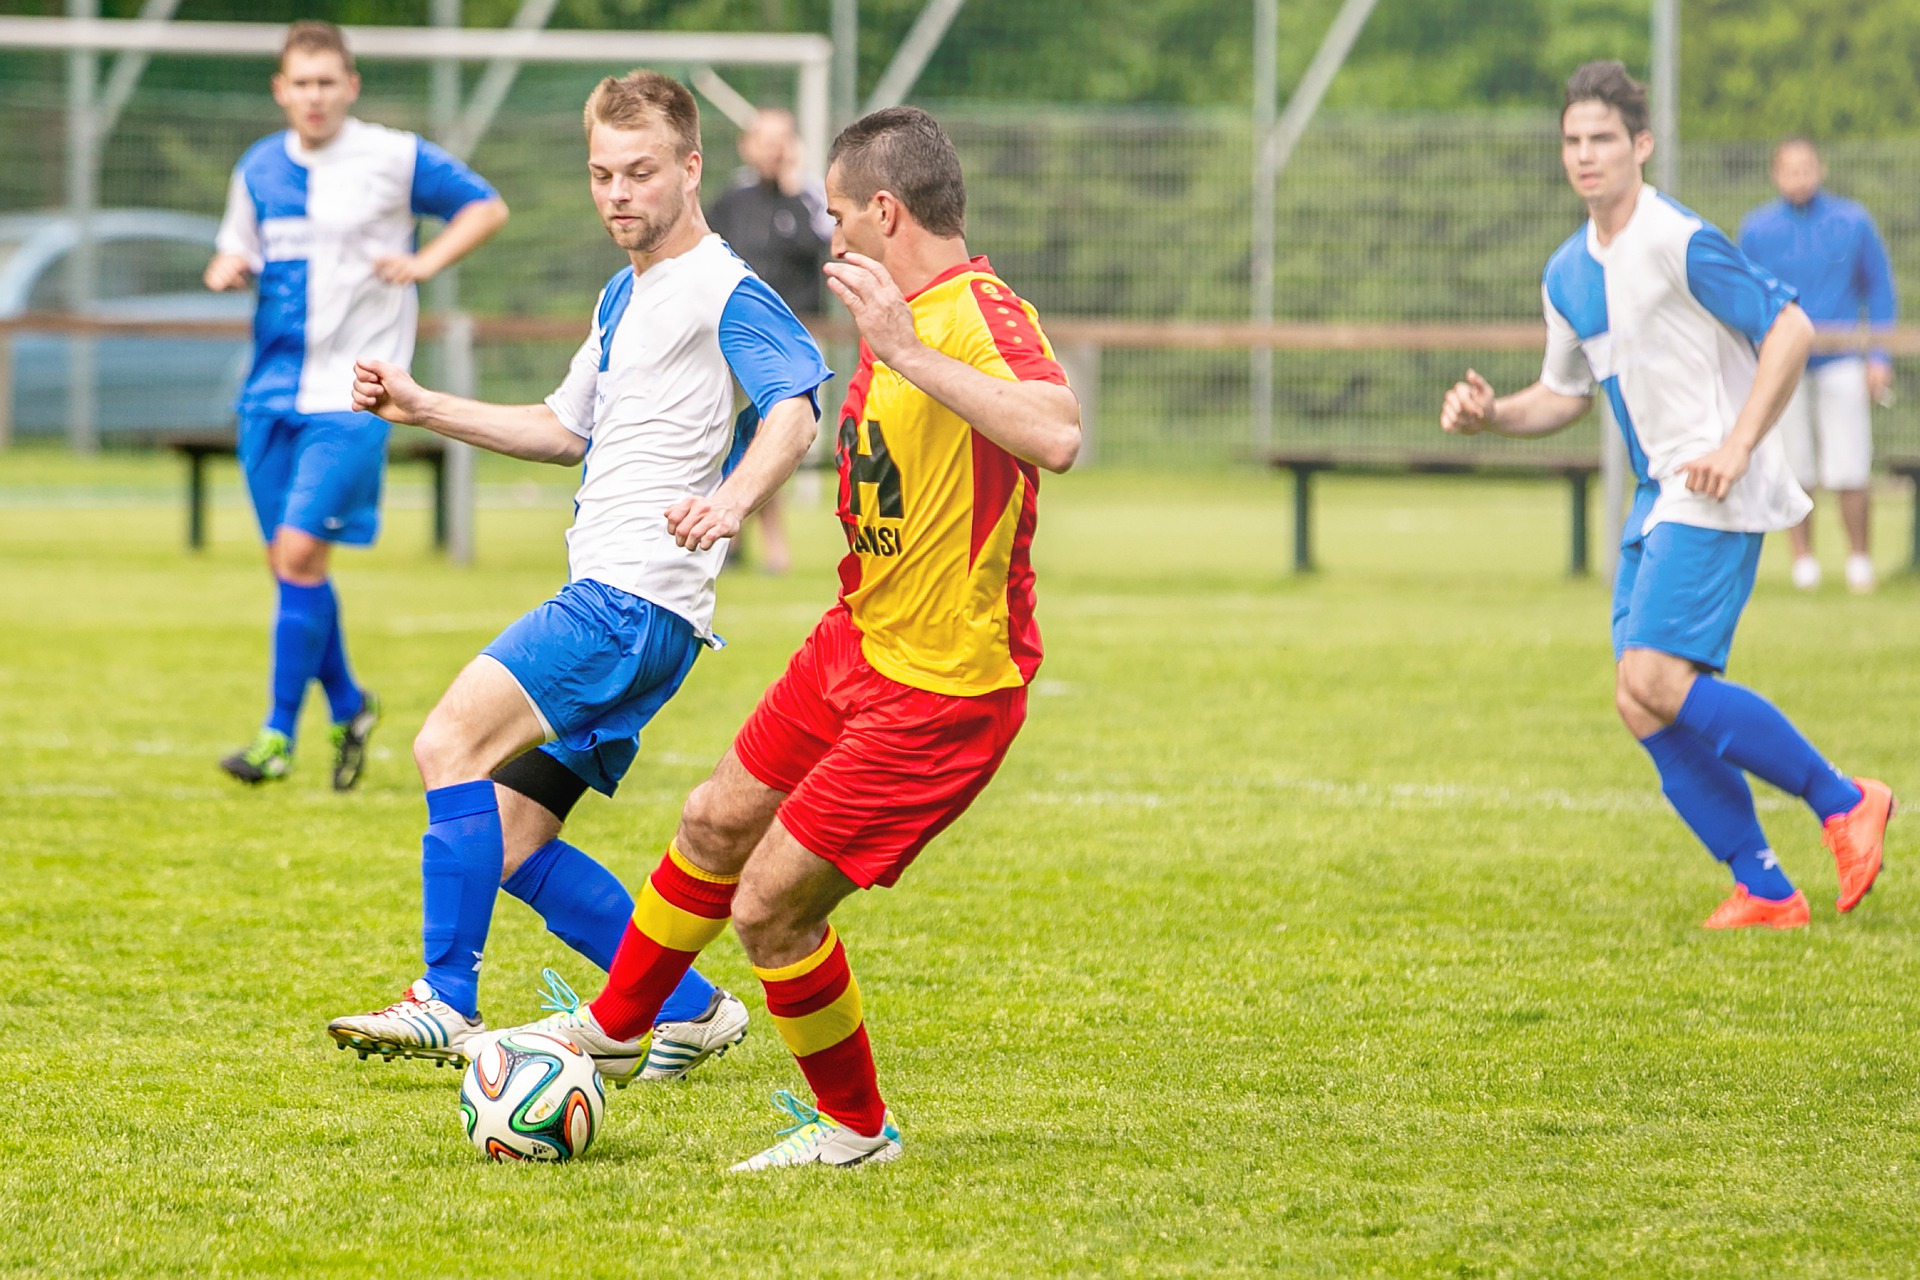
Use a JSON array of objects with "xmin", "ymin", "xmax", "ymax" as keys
[
  {"xmin": 824, "ymin": 252, "xmax": 919, "ymax": 365},
  {"xmin": 372, "ymin": 253, "xmax": 433, "ymax": 285},
  {"xmin": 665, "ymin": 495, "xmax": 743, "ymax": 552},
  {"xmin": 1868, "ymin": 360, "xmax": 1895, "ymax": 406},
  {"xmin": 1678, "ymin": 440, "xmax": 1751, "ymax": 501}
]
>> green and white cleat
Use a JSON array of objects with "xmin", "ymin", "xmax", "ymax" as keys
[
  {"xmin": 219, "ymin": 727, "xmax": 293, "ymax": 785},
  {"xmin": 641, "ymin": 987, "xmax": 750, "ymax": 1081},
  {"xmin": 728, "ymin": 1090, "xmax": 902, "ymax": 1172},
  {"xmin": 501, "ymin": 970, "xmax": 650, "ymax": 1088},
  {"xmin": 329, "ymin": 689, "xmax": 381, "ymax": 792},
  {"xmin": 325, "ymin": 978, "xmax": 487, "ymax": 1067}
]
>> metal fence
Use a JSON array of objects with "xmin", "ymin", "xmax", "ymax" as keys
[{"xmin": 5, "ymin": 79, "xmax": 1920, "ymax": 467}]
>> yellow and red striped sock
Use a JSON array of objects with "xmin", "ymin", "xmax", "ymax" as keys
[
  {"xmin": 756, "ymin": 925, "xmax": 886, "ymax": 1137},
  {"xmin": 589, "ymin": 842, "xmax": 737, "ymax": 1040}
]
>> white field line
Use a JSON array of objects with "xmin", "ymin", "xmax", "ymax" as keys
[{"xmin": 1017, "ymin": 770, "xmax": 1795, "ymax": 815}]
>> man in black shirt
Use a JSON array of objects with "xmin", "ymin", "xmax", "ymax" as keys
[
  {"xmin": 710, "ymin": 109, "xmax": 829, "ymax": 315},
  {"xmin": 708, "ymin": 109, "xmax": 830, "ymax": 575}
]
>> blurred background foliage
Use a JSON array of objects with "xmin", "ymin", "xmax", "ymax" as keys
[{"xmin": 2, "ymin": 0, "xmax": 1919, "ymax": 139}]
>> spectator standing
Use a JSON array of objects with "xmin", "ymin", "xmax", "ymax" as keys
[
  {"xmin": 1739, "ymin": 137, "xmax": 1898, "ymax": 593},
  {"xmin": 708, "ymin": 109, "xmax": 832, "ymax": 575}
]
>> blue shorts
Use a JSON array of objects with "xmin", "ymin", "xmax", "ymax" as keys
[
  {"xmin": 238, "ymin": 410, "xmax": 390, "ymax": 546},
  {"xmin": 1611, "ymin": 519, "xmax": 1764, "ymax": 672},
  {"xmin": 482, "ymin": 580, "xmax": 702, "ymax": 797}
]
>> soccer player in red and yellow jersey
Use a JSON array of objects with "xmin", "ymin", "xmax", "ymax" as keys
[{"xmin": 492, "ymin": 106, "xmax": 1081, "ymax": 1169}]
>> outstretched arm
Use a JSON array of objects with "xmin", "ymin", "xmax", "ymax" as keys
[
  {"xmin": 1441, "ymin": 369, "xmax": 1592, "ymax": 438},
  {"xmin": 825, "ymin": 252, "xmax": 1082, "ymax": 473},
  {"xmin": 351, "ymin": 358, "xmax": 585, "ymax": 465},
  {"xmin": 374, "ymin": 196, "xmax": 511, "ymax": 286},
  {"xmin": 664, "ymin": 395, "xmax": 819, "ymax": 551},
  {"xmin": 1678, "ymin": 302, "xmax": 1813, "ymax": 500}
]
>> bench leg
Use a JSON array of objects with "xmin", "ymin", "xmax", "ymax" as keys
[
  {"xmin": 1568, "ymin": 471, "xmax": 1590, "ymax": 576},
  {"xmin": 1292, "ymin": 465, "xmax": 1315, "ymax": 574},
  {"xmin": 188, "ymin": 451, "xmax": 207, "ymax": 551}
]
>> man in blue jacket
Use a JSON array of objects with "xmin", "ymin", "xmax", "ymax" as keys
[{"xmin": 1740, "ymin": 137, "xmax": 1897, "ymax": 593}]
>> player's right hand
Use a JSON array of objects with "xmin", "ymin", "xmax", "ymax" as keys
[
  {"xmin": 352, "ymin": 358, "xmax": 429, "ymax": 425},
  {"xmin": 1441, "ymin": 369, "xmax": 1497, "ymax": 435},
  {"xmin": 203, "ymin": 253, "xmax": 253, "ymax": 293}
]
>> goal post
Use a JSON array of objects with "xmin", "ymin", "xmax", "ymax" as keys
[{"xmin": 0, "ymin": 14, "xmax": 830, "ymax": 560}]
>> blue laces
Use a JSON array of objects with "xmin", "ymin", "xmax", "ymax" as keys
[
  {"xmin": 771, "ymin": 1089, "xmax": 826, "ymax": 1136},
  {"xmin": 537, "ymin": 968, "xmax": 582, "ymax": 1015}
]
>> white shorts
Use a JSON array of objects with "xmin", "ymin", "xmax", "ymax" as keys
[{"xmin": 1778, "ymin": 356, "xmax": 1873, "ymax": 491}]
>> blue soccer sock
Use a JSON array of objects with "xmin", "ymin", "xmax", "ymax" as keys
[
  {"xmin": 266, "ymin": 579, "xmax": 335, "ymax": 736},
  {"xmin": 501, "ymin": 838, "xmax": 718, "ymax": 1024},
  {"xmin": 314, "ymin": 586, "xmax": 364, "ymax": 723},
  {"xmin": 1639, "ymin": 724, "xmax": 1793, "ymax": 898},
  {"xmin": 1727, "ymin": 848, "xmax": 1797, "ymax": 902},
  {"xmin": 1672, "ymin": 676, "xmax": 1863, "ymax": 821},
  {"xmin": 421, "ymin": 781, "xmax": 505, "ymax": 1019},
  {"xmin": 502, "ymin": 839, "xmax": 633, "ymax": 971}
]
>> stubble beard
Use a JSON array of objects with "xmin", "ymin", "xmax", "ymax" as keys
[{"xmin": 604, "ymin": 185, "xmax": 685, "ymax": 255}]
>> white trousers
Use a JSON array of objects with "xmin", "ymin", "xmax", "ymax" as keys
[{"xmin": 1778, "ymin": 356, "xmax": 1873, "ymax": 492}]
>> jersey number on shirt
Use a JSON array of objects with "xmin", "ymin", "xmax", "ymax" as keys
[{"xmin": 840, "ymin": 414, "xmax": 904, "ymax": 556}]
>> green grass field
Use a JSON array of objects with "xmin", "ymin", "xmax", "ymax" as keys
[{"xmin": 4, "ymin": 449, "xmax": 1919, "ymax": 1277}]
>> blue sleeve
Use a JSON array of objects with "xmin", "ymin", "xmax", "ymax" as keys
[
  {"xmin": 1855, "ymin": 213, "xmax": 1898, "ymax": 329},
  {"xmin": 718, "ymin": 274, "xmax": 832, "ymax": 419},
  {"xmin": 410, "ymin": 138, "xmax": 498, "ymax": 221},
  {"xmin": 1685, "ymin": 224, "xmax": 1797, "ymax": 345}
]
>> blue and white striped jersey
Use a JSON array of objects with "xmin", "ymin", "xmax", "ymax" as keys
[
  {"xmin": 1540, "ymin": 185, "xmax": 1812, "ymax": 537},
  {"xmin": 215, "ymin": 118, "xmax": 497, "ymax": 417},
  {"xmin": 544, "ymin": 234, "xmax": 830, "ymax": 639}
]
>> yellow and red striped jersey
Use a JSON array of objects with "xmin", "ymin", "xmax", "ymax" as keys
[{"xmin": 834, "ymin": 256, "xmax": 1066, "ymax": 697}]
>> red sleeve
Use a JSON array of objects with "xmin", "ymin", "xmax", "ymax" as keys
[{"xmin": 967, "ymin": 279, "xmax": 1068, "ymax": 385}]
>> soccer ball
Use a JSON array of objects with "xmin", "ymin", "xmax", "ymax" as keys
[{"xmin": 459, "ymin": 1029, "xmax": 605, "ymax": 1162}]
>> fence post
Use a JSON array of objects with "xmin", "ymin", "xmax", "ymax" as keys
[
  {"xmin": 441, "ymin": 312, "xmax": 477, "ymax": 565},
  {"xmin": 0, "ymin": 332, "xmax": 12, "ymax": 449},
  {"xmin": 1058, "ymin": 339, "xmax": 1100, "ymax": 468}
]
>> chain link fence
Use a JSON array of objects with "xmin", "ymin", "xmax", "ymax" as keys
[{"xmin": 4, "ymin": 78, "xmax": 1919, "ymax": 467}]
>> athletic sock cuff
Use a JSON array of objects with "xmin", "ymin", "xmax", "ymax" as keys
[
  {"xmin": 501, "ymin": 838, "xmax": 566, "ymax": 903},
  {"xmin": 426, "ymin": 779, "xmax": 498, "ymax": 824}
]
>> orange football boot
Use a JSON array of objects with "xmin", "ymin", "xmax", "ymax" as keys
[
  {"xmin": 1825, "ymin": 777, "xmax": 1895, "ymax": 913},
  {"xmin": 1702, "ymin": 886, "xmax": 1810, "ymax": 930}
]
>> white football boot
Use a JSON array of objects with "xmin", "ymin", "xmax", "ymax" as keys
[
  {"xmin": 493, "ymin": 969, "xmax": 651, "ymax": 1087},
  {"xmin": 1791, "ymin": 556, "xmax": 1822, "ymax": 591},
  {"xmin": 641, "ymin": 988, "xmax": 751, "ymax": 1081},
  {"xmin": 1846, "ymin": 553, "xmax": 1877, "ymax": 594},
  {"xmin": 326, "ymin": 978, "xmax": 487, "ymax": 1067},
  {"xmin": 728, "ymin": 1090, "xmax": 903, "ymax": 1172}
]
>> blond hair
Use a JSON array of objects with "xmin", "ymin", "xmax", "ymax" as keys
[
  {"xmin": 583, "ymin": 70, "xmax": 701, "ymax": 158},
  {"xmin": 281, "ymin": 21, "xmax": 354, "ymax": 75}
]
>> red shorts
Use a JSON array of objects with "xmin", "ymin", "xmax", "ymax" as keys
[{"xmin": 733, "ymin": 607, "xmax": 1029, "ymax": 889}]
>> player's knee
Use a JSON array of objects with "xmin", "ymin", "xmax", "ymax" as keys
[
  {"xmin": 1618, "ymin": 655, "xmax": 1687, "ymax": 722},
  {"xmin": 270, "ymin": 530, "xmax": 329, "ymax": 584},
  {"xmin": 412, "ymin": 717, "xmax": 460, "ymax": 781},
  {"xmin": 679, "ymin": 780, "xmax": 757, "ymax": 861},
  {"xmin": 728, "ymin": 883, "xmax": 810, "ymax": 965}
]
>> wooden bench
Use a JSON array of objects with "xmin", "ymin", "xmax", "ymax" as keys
[
  {"xmin": 1267, "ymin": 450, "xmax": 1601, "ymax": 575},
  {"xmin": 161, "ymin": 430, "xmax": 449, "ymax": 551},
  {"xmin": 1882, "ymin": 457, "xmax": 1920, "ymax": 571}
]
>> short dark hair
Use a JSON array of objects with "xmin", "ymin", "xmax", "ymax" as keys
[
  {"xmin": 1562, "ymin": 60, "xmax": 1649, "ymax": 137},
  {"xmin": 584, "ymin": 69, "xmax": 701, "ymax": 160},
  {"xmin": 281, "ymin": 21, "xmax": 354, "ymax": 75},
  {"xmin": 827, "ymin": 106, "xmax": 966, "ymax": 238}
]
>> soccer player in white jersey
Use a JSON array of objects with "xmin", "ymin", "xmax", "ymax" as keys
[
  {"xmin": 205, "ymin": 22, "xmax": 508, "ymax": 790},
  {"xmin": 325, "ymin": 70, "xmax": 830, "ymax": 1072},
  {"xmin": 1440, "ymin": 61, "xmax": 1893, "ymax": 930}
]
